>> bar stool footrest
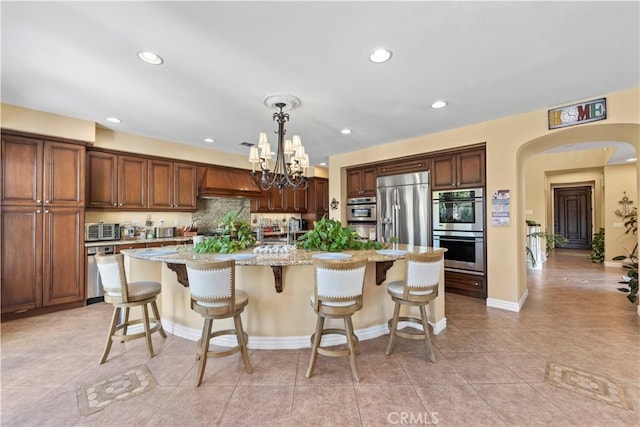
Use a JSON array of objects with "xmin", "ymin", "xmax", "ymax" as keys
[
  {"xmin": 310, "ymin": 328, "xmax": 359, "ymax": 358},
  {"xmin": 198, "ymin": 329, "xmax": 249, "ymax": 358},
  {"xmin": 388, "ymin": 316, "xmax": 428, "ymax": 340}
]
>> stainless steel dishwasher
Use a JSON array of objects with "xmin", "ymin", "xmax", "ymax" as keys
[{"xmin": 86, "ymin": 245, "xmax": 115, "ymax": 304}]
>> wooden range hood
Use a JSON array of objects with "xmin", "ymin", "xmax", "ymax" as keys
[{"xmin": 197, "ymin": 165, "xmax": 261, "ymax": 198}]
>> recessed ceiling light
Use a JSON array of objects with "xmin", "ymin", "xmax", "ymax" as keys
[
  {"xmin": 430, "ymin": 101, "xmax": 448, "ymax": 109},
  {"xmin": 319, "ymin": 162, "xmax": 327, "ymax": 166},
  {"xmin": 341, "ymin": 129, "xmax": 352, "ymax": 135},
  {"xmin": 137, "ymin": 51, "xmax": 164, "ymax": 65},
  {"xmin": 105, "ymin": 117, "xmax": 121, "ymax": 123},
  {"xmin": 204, "ymin": 138, "xmax": 215, "ymax": 143},
  {"xmin": 626, "ymin": 157, "xmax": 637, "ymax": 162},
  {"xmin": 369, "ymin": 48, "xmax": 392, "ymax": 63}
]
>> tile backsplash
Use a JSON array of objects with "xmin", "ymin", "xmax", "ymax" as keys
[{"xmin": 191, "ymin": 198, "xmax": 250, "ymax": 232}]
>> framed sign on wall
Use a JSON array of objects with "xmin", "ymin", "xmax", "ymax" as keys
[{"xmin": 548, "ymin": 98, "xmax": 606, "ymax": 130}]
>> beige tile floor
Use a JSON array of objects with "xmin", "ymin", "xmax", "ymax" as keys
[{"xmin": 1, "ymin": 249, "xmax": 639, "ymax": 426}]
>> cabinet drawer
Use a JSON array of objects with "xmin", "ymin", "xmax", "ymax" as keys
[{"xmin": 444, "ymin": 271, "xmax": 486, "ymax": 299}]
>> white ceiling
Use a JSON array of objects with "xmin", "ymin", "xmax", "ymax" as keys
[{"xmin": 2, "ymin": 2, "xmax": 638, "ymax": 166}]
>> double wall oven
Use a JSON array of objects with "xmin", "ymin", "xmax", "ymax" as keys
[{"xmin": 432, "ymin": 188, "xmax": 484, "ymax": 275}]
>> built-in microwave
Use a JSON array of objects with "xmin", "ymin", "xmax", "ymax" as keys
[
  {"xmin": 346, "ymin": 197, "xmax": 377, "ymax": 222},
  {"xmin": 432, "ymin": 188, "xmax": 484, "ymax": 232}
]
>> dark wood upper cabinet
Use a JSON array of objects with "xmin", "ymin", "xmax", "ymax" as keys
[
  {"xmin": 346, "ymin": 167, "xmax": 376, "ymax": 198},
  {"xmin": 89, "ymin": 152, "xmax": 197, "ymax": 211},
  {"xmin": 148, "ymin": 159, "xmax": 173, "ymax": 210},
  {"xmin": 377, "ymin": 156, "xmax": 429, "ymax": 177},
  {"xmin": 86, "ymin": 151, "xmax": 118, "ymax": 208},
  {"xmin": 173, "ymin": 162, "xmax": 197, "ymax": 210},
  {"xmin": 118, "ymin": 155, "xmax": 148, "ymax": 209},
  {"xmin": 432, "ymin": 148, "xmax": 485, "ymax": 190},
  {"xmin": 2, "ymin": 134, "xmax": 84, "ymax": 207}
]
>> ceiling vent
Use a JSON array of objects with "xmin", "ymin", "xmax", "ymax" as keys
[{"xmin": 239, "ymin": 141, "xmax": 254, "ymax": 147}]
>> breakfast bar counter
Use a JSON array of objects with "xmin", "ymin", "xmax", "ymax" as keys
[{"xmin": 121, "ymin": 245, "xmax": 447, "ymax": 349}]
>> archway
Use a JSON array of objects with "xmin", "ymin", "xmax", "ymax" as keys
[{"xmin": 515, "ymin": 123, "xmax": 640, "ymax": 304}]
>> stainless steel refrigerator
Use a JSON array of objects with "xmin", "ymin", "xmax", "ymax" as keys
[{"xmin": 377, "ymin": 172, "xmax": 430, "ymax": 246}]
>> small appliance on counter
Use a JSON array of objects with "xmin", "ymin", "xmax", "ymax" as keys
[
  {"xmin": 154, "ymin": 226, "xmax": 176, "ymax": 238},
  {"xmin": 85, "ymin": 223, "xmax": 120, "ymax": 241}
]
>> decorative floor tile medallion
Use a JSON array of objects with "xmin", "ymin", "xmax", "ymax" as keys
[
  {"xmin": 79, "ymin": 365, "xmax": 157, "ymax": 416},
  {"xmin": 545, "ymin": 361, "xmax": 631, "ymax": 411}
]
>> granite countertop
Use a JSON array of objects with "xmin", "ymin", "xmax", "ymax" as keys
[
  {"xmin": 85, "ymin": 236, "xmax": 193, "ymax": 248},
  {"xmin": 120, "ymin": 244, "xmax": 446, "ymax": 267}
]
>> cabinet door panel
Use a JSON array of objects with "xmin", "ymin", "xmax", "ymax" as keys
[
  {"xmin": 173, "ymin": 163, "xmax": 197, "ymax": 210},
  {"xmin": 1, "ymin": 134, "xmax": 43, "ymax": 205},
  {"xmin": 44, "ymin": 141, "xmax": 85, "ymax": 206},
  {"xmin": 148, "ymin": 159, "xmax": 173, "ymax": 209},
  {"xmin": 270, "ymin": 188, "xmax": 284, "ymax": 211},
  {"xmin": 1, "ymin": 207, "xmax": 43, "ymax": 312},
  {"xmin": 42, "ymin": 208, "xmax": 84, "ymax": 306},
  {"xmin": 316, "ymin": 178, "xmax": 329, "ymax": 213},
  {"xmin": 346, "ymin": 170, "xmax": 362, "ymax": 197},
  {"xmin": 431, "ymin": 156, "xmax": 456, "ymax": 189},
  {"xmin": 86, "ymin": 151, "xmax": 118, "ymax": 208},
  {"xmin": 361, "ymin": 168, "xmax": 377, "ymax": 196},
  {"xmin": 457, "ymin": 149, "xmax": 485, "ymax": 187},
  {"xmin": 118, "ymin": 155, "xmax": 147, "ymax": 209}
]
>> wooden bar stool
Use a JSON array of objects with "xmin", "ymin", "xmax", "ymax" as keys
[
  {"xmin": 306, "ymin": 258, "xmax": 367, "ymax": 382},
  {"xmin": 385, "ymin": 251, "xmax": 443, "ymax": 362},
  {"xmin": 95, "ymin": 252, "xmax": 167, "ymax": 364},
  {"xmin": 185, "ymin": 260, "xmax": 253, "ymax": 386}
]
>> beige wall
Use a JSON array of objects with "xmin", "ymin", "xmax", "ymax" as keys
[
  {"xmin": 604, "ymin": 163, "xmax": 638, "ymax": 264},
  {"xmin": 330, "ymin": 87, "xmax": 640, "ymax": 306},
  {"xmin": 1, "ymin": 103, "xmax": 95, "ymax": 142}
]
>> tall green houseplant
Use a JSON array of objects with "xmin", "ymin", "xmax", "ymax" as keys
[{"xmin": 613, "ymin": 207, "xmax": 638, "ymax": 303}]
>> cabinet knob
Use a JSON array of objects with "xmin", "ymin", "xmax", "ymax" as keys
[
  {"xmin": 119, "ymin": 203, "xmax": 123, "ymax": 206},
  {"xmin": 44, "ymin": 210, "xmax": 50, "ymax": 214},
  {"xmin": 474, "ymin": 282, "xmax": 479, "ymax": 287},
  {"xmin": 36, "ymin": 199, "xmax": 41, "ymax": 203},
  {"xmin": 113, "ymin": 203, "xmax": 117, "ymax": 206},
  {"xmin": 45, "ymin": 200, "xmax": 50, "ymax": 203},
  {"xmin": 36, "ymin": 209, "xmax": 42, "ymax": 213}
]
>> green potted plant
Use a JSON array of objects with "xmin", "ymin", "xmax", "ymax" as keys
[
  {"xmin": 297, "ymin": 216, "xmax": 382, "ymax": 252},
  {"xmin": 525, "ymin": 220, "xmax": 567, "ymax": 267},
  {"xmin": 194, "ymin": 210, "xmax": 256, "ymax": 254},
  {"xmin": 590, "ymin": 228, "xmax": 605, "ymax": 263},
  {"xmin": 613, "ymin": 207, "xmax": 638, "ymax": 303}
]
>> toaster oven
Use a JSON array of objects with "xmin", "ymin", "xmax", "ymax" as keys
[{"xmin": 85, "ymin": 223, "xmax": 121, "ymax": 241}]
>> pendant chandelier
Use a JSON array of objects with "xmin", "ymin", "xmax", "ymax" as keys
[{"xmin": 248, "ymin": 94, "xmax": 309, "ymax": 191}]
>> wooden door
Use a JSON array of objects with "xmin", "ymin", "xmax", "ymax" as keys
[
  {"xmin": 1, "ymin": 134, "xmax": 43, "ymax": 206},
  {"xmin": 173, "ymin": 162, "xmax": 197, "ymax": 210},
  {"xmin": 1, "ymin": 207, "xmax": 43, "ymax": 313},
  {"xmin": 86, "ymin": 151, "xmax": 118, "ymax": 208},
  {"xmin": 118, "ymin": 155, "xmax": 147, "ymax": 209},
  {"xmin": 42, "ymin": 207, "xmax": 85, "ymax": 306},
  {"xmin": 554, "ymin": 186, "xmax": 592, "ymax": 249},
  {"xmin": 148, "ymin": 159, "xmax": 173, "ymax": 210}
]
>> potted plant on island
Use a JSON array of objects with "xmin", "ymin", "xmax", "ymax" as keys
[{"xmin": 193, "ymin": 210, "xmax": 256, "ymax": 254}]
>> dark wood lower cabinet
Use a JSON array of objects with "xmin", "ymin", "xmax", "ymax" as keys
[
  {"xmin": 1, "ymin": 206, "xmax": 85, "ymax": 319},
  {"xmin": 444, "ymin": 271, "xmax": 487, "ymax": 299}
]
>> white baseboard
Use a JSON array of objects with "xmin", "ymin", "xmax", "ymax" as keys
[
  {"xmin": 486, "ymin": 289, "xmax": 528, "ymax": 313},
  {"xmin": 604, "ymin": 261, "xmax": 623, "ymax": 268},
  {"xmin": 161, "ymin": 317, "xmax": 448, "ymax": 349}
]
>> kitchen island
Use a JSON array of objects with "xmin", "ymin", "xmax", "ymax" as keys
[{"xmin": 121, "ymin": 244, "xmax": 447, "ymax": 349}]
